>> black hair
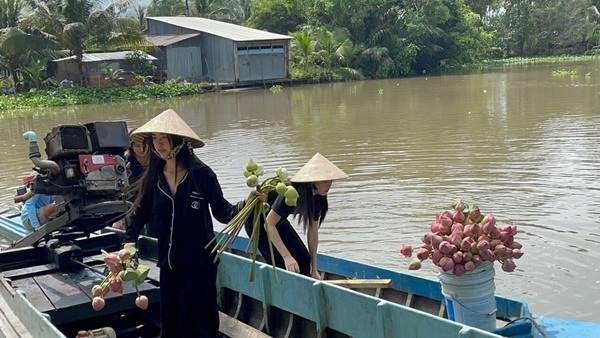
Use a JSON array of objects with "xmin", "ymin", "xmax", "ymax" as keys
[
  {"xmin": 127, "ymin": 134, "xmax": 194, "ymax": 215},
  {"xmin": 291, "ymin": 182, "xmax": 328, "ymax": 233}
]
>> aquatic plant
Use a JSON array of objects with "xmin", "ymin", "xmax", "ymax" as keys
[
  {"xmin": 207, "ymin": 159, "xmax": 298, "ymax": 281},
  {"xmin": 400, "ymin": 199, "xmax": 524, "ymax": 276}
]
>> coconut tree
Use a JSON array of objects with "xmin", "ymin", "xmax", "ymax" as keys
[
  {"xmin": 0, "ymin": 0, "xmax": 25, "ymax": 28},
  {"xmin": 61, "ymin": 22, "xmax": 87, "ymax": 86},
  {"xmin": 0, "ymin": 27, "xmax": 59, "ymax": 88}
]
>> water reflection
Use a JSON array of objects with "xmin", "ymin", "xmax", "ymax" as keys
[{"xmin": 1, "ymin": 61, "xmax": 599, "ymax": 321}]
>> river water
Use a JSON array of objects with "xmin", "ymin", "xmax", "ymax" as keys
[{"xmin": 1, "ymin": 61, "xmax": 599, "ymax": 321}]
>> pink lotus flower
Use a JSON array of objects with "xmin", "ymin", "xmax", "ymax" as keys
[
  {"xmin": 400, "ymin": 244, "xmax": 413, "ymax": 258},
  {"xmin": 135, "ymin": 295, "xmax": 149, "ymax": 310},
  {"xmin": 400, "ymin": 200, "xmax": 524, "ymax": 276},
  {"xmin": 92, "ymin": 297, "xmax": 105, "ymax": 311},
  {"xmin": 416, "ymin": 248, "xmax": 429, "ymax": 261}
]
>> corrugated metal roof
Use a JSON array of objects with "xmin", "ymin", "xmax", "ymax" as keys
[
  {"xmin": 53, "ymin": 51, "xmax": 157, "ymax": 63},
  {"xmin": 145, "ymin": 33, "xmax": 201, "ymax": 46},
  {"xmin": 148, "ymin": 17, "xmax": 292, "ymax": 42}
]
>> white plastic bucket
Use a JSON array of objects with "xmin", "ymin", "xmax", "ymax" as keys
[{"xmin": 438, "ymin": 261, "xmax": 497, "ymax": 331}]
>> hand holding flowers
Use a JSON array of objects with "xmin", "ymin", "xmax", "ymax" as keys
[
  {"xmin": 400, "ymin": 199, "xmax": 524, "ymax": 276},
  {"xmin": 206, "ymin": 159, "xmax": 299, "ymax": 281}
]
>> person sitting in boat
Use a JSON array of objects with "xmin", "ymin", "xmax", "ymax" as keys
[
  {"xmin": 244, "ymin": 153, "xmax": 348, "ymax": 279},
  {"xmin": 122, "ymin": 108, "xmax": 261, "ymax": 338},
  {"xmin": 112, "ymin": 128, "xmax": 150, "ymax": 232},
  {"xmin": 20, "ymin": 172, "xmax": 56, "ymax": 230}
]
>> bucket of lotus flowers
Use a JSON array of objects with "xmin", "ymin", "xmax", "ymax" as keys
[{"xmin": 400, "ymin": 199, "xmax": 524, "ymax": 331}]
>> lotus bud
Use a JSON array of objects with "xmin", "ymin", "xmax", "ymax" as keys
[
  {"xmin": 439, "ymin": 257, "xmax": 455, "ymax": 272},
  {"xmin": 431, "ymin": 249, "xmax": 444, "ymax": 263},
  {"xmin": 472, "ymin": 254, "xmax": 482, "ymax": 267},
  {"xmin": 246, "ymin": 175, "xmax": 259, "ymax": 188},
  {"xmin": 284, "ymin": 198, "xmax": 296, "ymax": 206},
  {"xmin": 489, "ymin": 239, "xmax": 502, "ymax": 249},
  {"xmin": 118, "ymin": 248, "xmax": 131, "ymax": 261},
  {"xmin": 430, "ymin": 221, "xmax": 442, "ymax": 234},
  {"xmin": 244, "ymin": 159, "xmax": 258, "ymax": 173},
  {"xmin": 91, "ymin": 285, "xmax": 103, "ymax": 297},
  {"xmin": 440, "ymin": 216, "xmax": 452, "ymax": 228},
  {"xmin": 452, "ymin": 251, "xmax": 463, "ymax": 264},
  {"xmin": 135, "ymin": 295, "xmax": 149, "ymax": 310},
  {"xmin": 449, "ymin": 233, "xmax": 462, "ymax": 247},
  {"xmin": 243, "ymin": 168, "xmax": 252, "ymax": 178},
  {"xmin": 511, "ymin": 249, "xmax": 524, "ymax": 259},
  {"xmin": 442, "ymin": 235, "xmax": 451, "ymax": 243},
  {"xmin": 439, "ymin": 211, "xmax": 453, "ymax": 221},
  {"xmin": 468, "ymin": 205, "xmax": 481, "ymax": 223},
  {"xmin": 451, "ymin": 222, "xmax": 464, "ymax": 233},
  {"xmin": 501, "ymin": 224, "xmax": 517, "ymax": 236},
  {"xmin": 463, "ymin": 224, "xmax": 476, "ymax": 238},
  {"xmin": 109, "ymin": 263, "xmax": 123, "ymax": 275},
  {"xmin": 275, "ymin": 167, "xmax": 288, "ymax": 181},
  {"xmin": 510, "ymin": 241, "xmax": 522, "ymax": 250},
  {"xmin": 440, "ymin": 224, "xmax": 452, "ymax": 235},
  {"xmin": 481, "ymin": 249, "xmax": 496, "ymax": 262},
  {"xmin": 476, "ymin": 240, "xmax": 490, "ymax": 252},
  {"xmin": 408, "ymin": 258, "xmax": 422, "ymax": 270},
  {"xmin": 284, "ymin": 186, "xmax": 299, "ymax": 199},
  {"xmin": 504, "ymin": 235, "xmax": 514, "ymax": 247},
  {"xmin": 494, "ymin": 244, "xmax": 508, "ymax": 255},
  {"xmin": 421, "ymin": 233, "xmax": 434, "ymax": 245},
  {"xmin": 481, "ymin": 213, "xmax": 496, "ymax": 227},
  {"xmin": 400, "ymin": 244, "xmax": 413, "ymax": 258},
  {"xmin": 490, "ymin": 226, "xmax": 502, "ymax": 239},
  {"xmin": 462, "ymin": 252, "xmax": 473, "ymax": 262},
  {"xmin": 453, "ymin": 199, "xmax": 466, "ymax": 212},
  {"xmin": 416, "ymin": 248, "xmax": 429, "ymax": 261},
  {"xmin": 276, "ymin": 182, "xmax": 287, "ymax": 195},
  {"xmin": 108, "ymin": 278, "xmax": 124, "ymax": 294},
  {"xmin": 431, "ymin": 235, "xmax": 443, "ymax": 249},
  {"xmin": 453, "ymin": 263, "xmax": 466, "ymax": 276},
  {"xmin": 464, "ymin": 261, "xmax": 475, "ymax": 271},
  {"xmin": 439, "ymin": 241, "xmax": 452, "ymax": 254},
  {"xmin": 92, "ymin": 297, "xmax": 105, "ymax": 311},
  {"xmin": 448, "ymin": 244, "xmax": 458, "ymax": 255},
  {"xmin": 103, "ymin": 254, "xmax": 120, "ymax": 268},
  {"xmin": 502, "ymin": 259, "xmax": 516, "ymax": 272},
  {"xmin": 460, "ymin": 238, "xmax": 472, "ymax": 252},
  {"xmin": 482, "ymin": 221, "xmax": 494, "ymax": 235},
  {"xmin": 479, "ymin": 234, "xmax": 491, "ymax": 243},
  {"xmin": 255, "ymin": 164, "xmax": 265, "ymax": 176},
  {"xmin": 452, "ymin": 210, "xmax": 465, "ymax": 223}
]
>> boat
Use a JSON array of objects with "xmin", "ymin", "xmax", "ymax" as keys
[{"xmin": 1, "ymin": 213, "xmax": 599, "ymax": 338}]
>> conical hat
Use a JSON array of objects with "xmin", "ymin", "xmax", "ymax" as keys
[
  {"xmin": 290, "ymin": 153, "xmax": 348, "ymax": 183},
  {"xmin": 132, "ymin": 109, "xmax": 204, "ymax": 148}
]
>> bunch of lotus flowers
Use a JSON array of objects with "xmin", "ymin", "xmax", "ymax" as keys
[
  {"xmin": 400, "ymin": 199, "xmax": 524, "ymax": 276},
  {"xmin": 90, "ymin": 244, "xmax": 150, "ymax": 311},
  {"xmin": 207, "ymin": 159, "xmax": 299, "ymax": 281}
]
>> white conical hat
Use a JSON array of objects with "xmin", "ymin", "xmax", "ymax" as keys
[
  {"xmin": 290, "ymin": 153, "xmax": 348, "ymax": 183},
  {"xmin": 132, "ymin": 109, "xmax": 204, "ymax": 148}
]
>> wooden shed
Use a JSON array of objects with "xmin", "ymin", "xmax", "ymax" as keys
[
  {"xmin": 53, "ymin": 51, "xmax": 157, "ymax": 87},
  {"xmin": 146, "ymin": 17, "xmax": 292, "ymax": 85}
]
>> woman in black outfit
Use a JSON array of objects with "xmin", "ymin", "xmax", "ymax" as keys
[
  {"xmin": 245, "ymin": 153, "xmax": 348, "ymax": 279},
  {"xmin": 123, "ymin": 108, "xmax": 257, "ymax": 338}
]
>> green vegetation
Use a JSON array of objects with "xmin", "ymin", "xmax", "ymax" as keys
[{"xmin": 0, "ymin": 82, "xmax": 204, "ymax": 112}]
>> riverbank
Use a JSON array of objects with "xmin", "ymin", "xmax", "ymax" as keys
[{"xmin": 0, "ymin": 55, "xmax": 596, "ymax": 115}]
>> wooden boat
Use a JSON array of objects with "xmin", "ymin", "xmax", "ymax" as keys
[{"xmin": 0, "ymin": 213, "xmax": 599, "ymax": 338}]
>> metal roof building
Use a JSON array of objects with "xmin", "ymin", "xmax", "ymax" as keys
[{"xmin": 146, "ymin": 17, "xmax": 292, "ymax": 84}]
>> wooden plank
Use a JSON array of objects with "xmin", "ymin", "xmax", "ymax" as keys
[
  {"xmin": 325, "ymin": 279, "xmax": 392, "ymax": 289},
  {"xmin": 219, "ymin": 311, "xmax": 271, "ymax": 338},
  {"xmin": 11, "ymin": 277, "xmax": 56, "ymax": 313}
]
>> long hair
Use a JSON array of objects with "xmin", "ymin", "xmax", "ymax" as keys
[
  {"xmin": 291, "ymin": 182, "xmax": 328, "ymax": 233},
  {"xmin": 127, "ymin": 134, "xmax": 192, "ymax": 216}
]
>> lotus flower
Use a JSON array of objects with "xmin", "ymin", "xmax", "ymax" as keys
[
  {"xmin": 400, "ymin": 200, "xmax": 524, "ymax": 276},
  {"xmin": 92, "ymin": 297, "xmax": 105, "ymax": 311},
  {"xmin": 135, "ymin": 295, "xmax": 149, "ymax": 310}
]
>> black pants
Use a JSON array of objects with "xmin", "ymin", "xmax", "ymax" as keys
[
  {"xmin": 245, "ymin": 221, "xmax": 311, "ymax": 277},
  {"xmin": 159, "ymin": 264, "xmax": 219, "ymax": 337}
]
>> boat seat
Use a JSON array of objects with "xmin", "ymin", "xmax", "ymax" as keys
[{"xmin": 219, "ymin": 311, "xmax": 271, "ymax": 338}]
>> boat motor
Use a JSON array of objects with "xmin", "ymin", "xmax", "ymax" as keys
[{"xmin": 13, "ymin": 121, "xmax": 131, "ymax": 249}]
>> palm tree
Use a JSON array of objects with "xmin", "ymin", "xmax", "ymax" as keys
[
  {"xmin": 61, "ymin": 22, "xmax": 87, "ymax": 86},
  {"xmin": 0, "ymin": 0, "xmax": 25, "ymax": 28},
  {"xmin": 291, "ymin": 30, "xmax": 316, "ymax": 75}
]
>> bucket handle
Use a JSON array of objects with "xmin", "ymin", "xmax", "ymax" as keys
[{"xmin": 445, "ymin": 290, "xmax": 497, "ymax": 316}]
